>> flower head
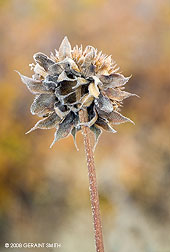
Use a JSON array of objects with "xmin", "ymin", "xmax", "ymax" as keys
[{"xmin": 17, "ymin": 37, "xmax": 136, "ymax": 149}]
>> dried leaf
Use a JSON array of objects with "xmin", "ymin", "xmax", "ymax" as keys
[{"xmin": 59, "ymin": 36, "xmax": 72, "ymax": 60}]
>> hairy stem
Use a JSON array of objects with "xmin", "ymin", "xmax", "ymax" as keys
[{"xmin": 79, "ymin": 108, "xmax": 104, "ymax": 252}]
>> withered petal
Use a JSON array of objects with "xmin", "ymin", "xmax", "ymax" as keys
[
  {"xmin": 16, "ymin": 71, "xmax": 52, "ymax": 94},
  {"xmin": 108, "ymin": 110, "xmax": 134, "ymax": 125},
  {"xmin": 26, "ymin": 112, "xmax": 61, "ymax": 134},
  {"xmin": 95, "ymin": 94, "xmax": 113, "ymax": 113},
  {"xmin": 81, "ymin": 94, "xmax": 94, "ymax": 107},
  {"xmin": 99, "ymin": 73, "xmax": 131, "ymax": 88},
  {"xmin": 71, "ymin": 127, "xmax": 80, "ymax": 151},
  {"xmin": 83, "ymin": 48, "xmax": 95, "ymax": 65},
  {"xmin": 50, "ymin": 112, "xmax": 75, "ymax": 148},
  {"xmin": 54, "ymin": 105, "xmax": 70, "ymax": 119},
  {"xmin": 59, "ymin": 36, "xmax": 72, "ymax": 60},
  {"xmin": 57, "ymin": 71, "xmax": 76, "ymax": 82},
  {"xmin": 88, "ymin": 82, "xmax": 100, "ymax": 98},
  {"xmin": 33, "ymin": 52, "xmax": 55, "ymax": 71},
  {"xmin": 30, "ymin": 94, "xmax": 56, "ymax": 116},
  {"xmin": 34, "ymin": 63, "xmax": 48, "ymax": 78},
  {"xmin": 83, "ymin": 45, "xmax": 96, "ymax": 58},
  {"xmin": 103, "ymin": 88, "xmax": 138, "ymax": 101},
  {"xmin": 48, "ymin": 63, "xmax": 63, "ymax": 75},
  {"xmin": 95, "ymin": 117, "xmax": 117, "ymax": 133},
  {"xmin": 72, "ymin": 77, "xmax": 89, "ymax": 90},
  {"xmin": 90, "ymin": 125, "xmax": 102, "ymax": 152}
]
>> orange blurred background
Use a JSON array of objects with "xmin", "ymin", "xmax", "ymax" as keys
[{"xmin": 0, "ymin": 0, "xmax": 170, "ymax": 251}]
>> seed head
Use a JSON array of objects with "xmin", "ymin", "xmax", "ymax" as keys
[{"xmin": 17, "ymin": 37, "xmax": 137, "ymax": 149}]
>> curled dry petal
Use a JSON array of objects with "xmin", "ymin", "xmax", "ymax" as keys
[{"xmin": 88, "ymin": 82, "xmax": 100, "ymax": 98}]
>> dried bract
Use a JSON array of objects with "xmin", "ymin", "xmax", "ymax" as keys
[{"xmin": 17, "ymin": 37, "xmax": 136, "ymax": 149}]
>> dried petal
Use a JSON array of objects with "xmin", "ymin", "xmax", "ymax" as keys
[
  {"xmin": 83, "ymin": 47, "xmax": 95, "ymax": 65},
  {"xmin": 97, "ymin": 55, "xmax": 112, "ymax": 75},
  {"xmin": 48, "ymin": 63, "xmax": 63, "ymax": 75},
  {"xmin": 88, "ymin": 82, "xmax": 100, "ymax": 98},
  {"xmin": 54, "ymin": 105, "xmax": 70, "ymax": 119},
  {"xmin": 30, "ymin": 94, "xmax": 55, "ymax": 116},
  {"xmin": 72, "ymin": 77, "xmax": 89, "ymax": 89},
  {"xmin": 59, "ymin": 58, "xmax": 80, "ymax": 75},
  {"xmin": 16, "ymin": 71, "xmax": 51, "ymax": 94},
  {"xmin": 99, "ymin": 73, "xmax": 131, "ymax": 88},
  {"xmin": 33, "ymin": 52, "xmax": 55, "ymax": 71},
  {"xmin": 108, "ymin": 111, "xmax": 134, "ymax": 125},
  {"xmin": 57, "ymin": 71, "xmax": 76, "ymax": 82},
  {"xmin": 50, "ymin": 112, "xmax": 75, "ymax": 148},
  {"xmin": 90, "ymin": 125, "xmax": 102, "ymax": 152},
  {"xmin": 96, "ymin": 117, "xmax": 117, "ymax": 133},
  {"xmin": 71, "ymin": 127, "xmax": 79, "ymax": 151},
  {"xmin": 26, "ymin": 112, "xmax": 61, "ymax": 134},
  {"xmin": 59, "ymin": 36, "xmax": 72, "ymax": 60},
  {"xmin": 95, "ymin": 94, "xmax": 113, "ymax": 113},
  {"xmin": 34, "ymin": 63, "xmax": 48, "ymax": 78},
  {"xmin": 103, "ymin": 88, "xmax": 138, "ymax": 101},
  {"xmin": 81, "ymin": 94, "xmax": 94, "ymax": 107}
]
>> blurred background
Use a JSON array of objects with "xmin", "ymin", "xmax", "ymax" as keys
[{"xmin": 0, "ymin": 0, "xmax": 170, "ymax": 251}]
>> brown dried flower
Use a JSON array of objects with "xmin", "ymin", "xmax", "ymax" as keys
[{"xmin": 17, "ymin": 37, "xmax": 136, "ymax": 149}]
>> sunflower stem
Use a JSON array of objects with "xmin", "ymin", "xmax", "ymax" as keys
[{"xmin": 79, "ymin": 108, "xmax": 105, "ymax": 252}]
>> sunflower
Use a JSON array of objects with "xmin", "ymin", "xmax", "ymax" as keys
[{"xmin": 17, "ymin": 37, "xmax": 136, "ymax": 149}]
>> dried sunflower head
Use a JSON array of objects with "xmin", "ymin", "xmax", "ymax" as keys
[{"xmin": 17, "ymin": 37, "xmax": 137, "ymax": 149}]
